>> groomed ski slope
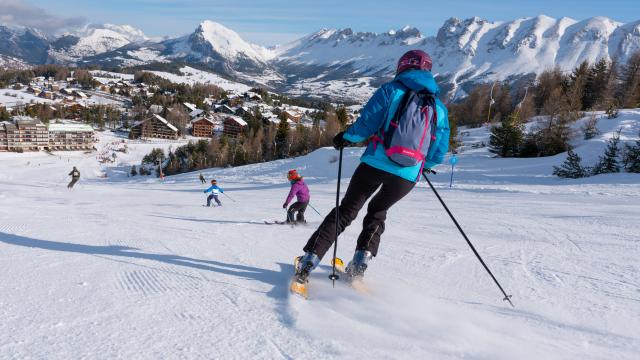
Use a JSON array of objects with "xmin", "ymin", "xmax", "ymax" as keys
[{"xmin": 1, "ymin": 111, "xmax": 639, "ymax": 359}]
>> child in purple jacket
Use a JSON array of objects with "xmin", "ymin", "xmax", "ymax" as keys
[{"xmin": 283, "ymin": 169, "xmax": 310, "ymax": 224}]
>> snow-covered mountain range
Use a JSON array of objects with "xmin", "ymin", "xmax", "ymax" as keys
[{"xmin": 2, "ymin": 16, "xmax": 640, "ymax": 99}]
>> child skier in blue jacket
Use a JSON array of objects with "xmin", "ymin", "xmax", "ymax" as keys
[
  {"xmin": 294, "ymin": 50, "xmax": 450, "ymax": 284},
  {"xmin": 204, "ymin": 179, "xmax": 224, "ymax": 207}
]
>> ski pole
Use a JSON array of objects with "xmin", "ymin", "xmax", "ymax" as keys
[
  {"xmin": 222, "ymin": 192, "xmax": 236, "ymax": 202},
  {"xmin": 329, "ymin": 147, "xmax": 344, "ymax": 285},
  {"xmin": 422, "ymin": 170, "xmax": 514, "ymax": 307},
  {"xmin": 308, "ymin": 203, "xmax": 323, "ymax": 217}
]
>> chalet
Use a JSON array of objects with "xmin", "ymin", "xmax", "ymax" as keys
[
  {"xmin": 72, "ymin": 90, "xmax": 88, "ymax": 99},
  {"xmin": 234, "ymin": 106, "xmax": 251, "ymax": 117},
  {"xmin": 40, "ymin": 91, "xmax": 55, "ymax": 100},
  {"xmin": 282, "ymin": 109, "xmax": 303, "ymax": 123},
  {"xmin": 65, "ymin": 103, "xmax": 86, "ymax": 113},
  {"xmin": 50, "ymin": 84, "xmax": 60, "ymax": 92},
  {"xmin": 183, "ymin": 102, "xmax": 198, "ymax": 113},
  {"xmin": 130, "ymin": 114, "xmax": 179, "ymax": 140},
  {"xmin": 223, "ymin": 116, "xmax": 247, "ymax": 138},
  {"xmin": 47, "ymin": 121, "xmax": 95, "ymax": 151},
  {"xmin": 215, "ymin": 104, "xmax": 236, "ymax": 115},
  {"xmin": 60, "ymin": 88, "xmax": 74, "ymax": 96},
  {"xmin": 191, "ymin": 117, "xmax": 217, "ymax": 138},
  {"xmin": 244, "ymin": 91, "xmax": 263, "ymax": 102},
  {"xmin": 27, "ymin": 86, "xmax": 42, "ymax": 96}
]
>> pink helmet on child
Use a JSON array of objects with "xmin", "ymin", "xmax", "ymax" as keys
[{"xmin": 396, "ymin": 50, "xmax": 432, "ymax": 74}]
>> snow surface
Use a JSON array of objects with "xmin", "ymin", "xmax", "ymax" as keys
[
  {"xmin": 150, "ymin": 66, "xmax": 252, "ymax": 93},
  {"xmin": 0, "ymin": 112, "xmax": 639, "ymax": 359}
]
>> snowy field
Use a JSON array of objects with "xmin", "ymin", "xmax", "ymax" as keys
[
  {"xmin": 150, "ymin": 66, "xmax": 252, "ymax": 93},
  {"xmin": 0, "ymin": 112, "xmax": 639, "ymax": 359}
]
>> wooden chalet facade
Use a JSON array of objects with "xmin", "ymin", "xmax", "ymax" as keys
[
  {"xmin": 191, "ymin": 117, "xmax": 216, "ymax": 138},
  {"xmin": 282, "ymin": 109, "xmax": 302, "ymax": 123},
  {"xmin": 129, "ymin": 114, "xmax": 179, "ymax": 140},
  {"xmin": 222, "ymin": 116, "xmax": 247, "ymax": 138}
]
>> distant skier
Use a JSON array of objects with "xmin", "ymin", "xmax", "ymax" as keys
[
  {"xmin": 67, "ymin": 166, "xmax": 80, "ymax": 189},
  {"xmin": 199, "ymin": 173, "xmax": 206, "ymax": 184},
  {"xmin": 204, "ymin": 179, "xmax": 223, "ymax": 207},
  {"xmin": 283, "ymin": 170, "xmax": 310, "ymax": 224},
  {"xmin": 293, "ymin": 50, "xmax": 450, "ymax": 285}
]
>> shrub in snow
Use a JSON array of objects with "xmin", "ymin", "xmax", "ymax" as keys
[
  {"xmin": 583, "ymin": 113, "xmax": 599, "ymax": 140},
  {"xmin": 553, "ymin": 149, "xmax": 588, "ymax": 179},
  {"xmin": 592, "ymin": 130, "xmax": 621, "ymax": 175},
  {"xmin": 606, "ymin": 103, "xmax": 619, "ymax": 119},
  {"xmin": 130, "ymin": 165, "xmax": 138, "ymax": 176}
]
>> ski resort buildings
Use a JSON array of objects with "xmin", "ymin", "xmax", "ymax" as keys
[
  {"xmin": 47, "ymin": 122, "xmax": 95, "ymax": 151},
  {"xmin": 191, "ymin": 117, "xmax": 217, "ymax": 138},
  {"xmin": 222, "ymin": 116, "xmax": 247, "ymax": 138},
  {"xmin": 0, "ymin": 117, "xmax": 95, "ymax": 152},
  {"xmin": 129, "ymin": 114, "xmax": 179, "ymax": 140}
]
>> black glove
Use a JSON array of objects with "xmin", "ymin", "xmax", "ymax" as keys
[
  {"xmin": 333, "ymin": 131, "xmax": 348, "ymax": 150},
  {"xmin": 282, "ymin": 203, "xmax": 288, "ymax": 209}
]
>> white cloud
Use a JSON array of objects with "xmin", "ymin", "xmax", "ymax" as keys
[{"xmin": 0, "ymin": 0, "xmax": 85, "ymax": 34}]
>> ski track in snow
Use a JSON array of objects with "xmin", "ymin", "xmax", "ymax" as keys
[{"xmin": 1, "ymin": 113, "xmax": 640, "ymax": 359}]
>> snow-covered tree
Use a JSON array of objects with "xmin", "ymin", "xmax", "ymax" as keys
[
  {"xmin": 592, "ymin": 131, "xmax": 621, "ymax": 175},
  {"xmin": 553, "ymin": 149, "xmax": 588, "ymax": 178}
]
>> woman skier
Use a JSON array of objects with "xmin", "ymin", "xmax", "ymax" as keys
[
  {"xmin": 283, "ymin": 170, "xmax": 310, "ymax": 224},
  {"xmin": 204, "ymin": 179, "xmax": 224, "ymax": 207},
  {"xmin": 293, "ymin": 50, "xmax": 450, "ymax": 288}
]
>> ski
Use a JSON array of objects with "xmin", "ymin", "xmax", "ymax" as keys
[
  {"xmin": 290, "ymin": 256, "xmax": 309, "ymax": 299},
  {"xmin": 264, "ymin": 220, "xmax": 288, "ymax": 225}
]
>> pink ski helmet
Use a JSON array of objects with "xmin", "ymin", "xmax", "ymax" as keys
[{"xmin": 396, "ymin": 50, "xmax": 433, "ymax": 74}]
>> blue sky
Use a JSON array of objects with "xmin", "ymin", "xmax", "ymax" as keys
[{"xmin": 13, "ymin": 0, "xmax": 640, "ymax": 45}]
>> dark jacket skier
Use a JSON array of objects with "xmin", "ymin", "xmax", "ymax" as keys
[
  {"xmin": 294, "ymin": 50, "xmax": 450, "ymax": 283},
  {"xmin": 67, "ymin": 167, "xmax": 80, "ymax": 189},
  {"xmin": 199, "ymin": 173, "xmax": 206, "ymax": 184}
]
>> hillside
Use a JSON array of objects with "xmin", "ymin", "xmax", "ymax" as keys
[
  {"xmin": 0, "ymin": 112, "xmax": 639, "ymax": 358},
  {"xmin": 2, "ymin": 16, "xmax": 640, "ymax": 100}
]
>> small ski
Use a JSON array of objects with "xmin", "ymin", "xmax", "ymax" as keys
[{"xmin": 264, "ymin": 220, "xmax": 288, "ymax": 225}]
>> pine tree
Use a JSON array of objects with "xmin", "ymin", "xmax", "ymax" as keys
[
  {"xmin": 553, "ymin": 149, "xmax": 587, "ymax": 178},
  {"xmin": 130, "ymin": 165, "xmax": 138, "ymax": 177},
  {"xmin": 623, "ymin": 133, "xmax": 640, "ymax": 173},
  {"xmin": 275, "ymin": 115, "xmax": 290, "ymax": 159},
  {"xmin": 592, "ymin": 130, "xmax": 622, "ymax": 175},
  {"xmin": 489, "ymin": 113, "xmax": 524, "ymax": 157}
]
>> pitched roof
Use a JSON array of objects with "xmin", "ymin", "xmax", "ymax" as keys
[
  {"xmin": 132, "ymin": 114, "xmax": 178, "ymax": 132},
  {"xmin": 225, "ymin": 116, "xmax": 247, "ymax": 126}
]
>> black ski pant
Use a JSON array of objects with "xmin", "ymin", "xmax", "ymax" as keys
[
  {"xmin": 67, "ymin": 177, "xmax": 79, "ymax": 189},
  {"xmin": 207, "ymin": 194, "xmax": 221, "ymax": 206},
  {"xmin": 287, "ymin": 201, "xmax": 308, "ymax": 223},
  {"xmin": 303, "ymin": 163, "xmax": 415, "ymax": 258}
]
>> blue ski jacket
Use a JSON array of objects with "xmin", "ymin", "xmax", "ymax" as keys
[
  {"xmin": 204, "ymin": 185, "xmax": 224, "ymax": 195},
  {"xmin": 343, "ymin": 69, "xmax": 450, "ymax": 182}
]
